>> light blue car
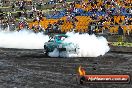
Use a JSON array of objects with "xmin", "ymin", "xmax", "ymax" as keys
[{"xmin": 44, "ymin": 34, "xmax": 79, "ymax": 56}]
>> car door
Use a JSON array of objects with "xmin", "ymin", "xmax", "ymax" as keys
[
  {"xmin": 47, "ymin": 37, "xmax": 55, "ymax": 52},
  {"xmin": 53, "ymin": 36, "xmax": 59, "ymax": 49}
]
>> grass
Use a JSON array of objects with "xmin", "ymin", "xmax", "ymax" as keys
[
  {"xmin": 0, "ymin": 6, "xmax": 11, "ymax": 8},
  {"xmin": 111, "ymin": 42, "xmax": 132, "ymax": 47}
]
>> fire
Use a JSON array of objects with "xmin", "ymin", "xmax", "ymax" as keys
[{"xmin": 78, "ymin": 66, "xmax": 86, "ymax": 76}]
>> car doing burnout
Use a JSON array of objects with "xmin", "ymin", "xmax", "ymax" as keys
[{"xmin": 44, "ymin": 34, "xmax": 79, "ymax": 56}]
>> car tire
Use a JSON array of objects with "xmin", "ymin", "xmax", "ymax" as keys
[
  {"xmin": 44, "ymin": 45, "xmax": 49, "ymax": 56},
  {"xmin": 45, "ymin": 51, "xmax": 49, "ymax": 56}
]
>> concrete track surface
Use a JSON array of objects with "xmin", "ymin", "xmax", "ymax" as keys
[{"xmin": 0, "ymin": 48, "xmax": 132, "ymax": 88}]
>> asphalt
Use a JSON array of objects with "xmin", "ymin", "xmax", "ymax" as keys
[{"xmin": 0, "ymin": 48, "xmax": 132, "ymax": 88}]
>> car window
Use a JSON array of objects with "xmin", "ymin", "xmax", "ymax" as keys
[
  {"xmin": 49, "ymin": 37, "xmax": 54, "ymax": 42},
  {"xmin": 57, "ymin": 36, "xmax": 67, "ymax": 41}
]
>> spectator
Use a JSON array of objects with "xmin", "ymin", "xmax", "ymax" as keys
[
  {"xmin": 46, "ymin": 22, "xmax": 52, "ymax": 33},
  {"xmin": 12, "ymin": 3, "xmax": 16, "ymax": 11},
  {"xmin": 118, "ymin": 26, "xmax": 124, "ymax": 35},
  {"xmin": 53, "ymin": 22, "xmax": 59, "ymax": 33}
]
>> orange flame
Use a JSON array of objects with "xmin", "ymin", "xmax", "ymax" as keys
[{"xmin": 78, "ymin": 66, "xmax": 86, "ymax": 76}]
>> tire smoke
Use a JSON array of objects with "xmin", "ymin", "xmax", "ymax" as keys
[
  {"xmin": 66, "ymin": 32, "xmax": 110, "ymax": 57},
  {"xmin": 0, "ymin": 30, "xmax": 49, "ymax": 49},
  {"xmin": 49, "ymin": 32, "xmax": 110, "ymax": 57},
  {"xmin": 0, "ymin": 29, "xmax": 109, "ymax": 57}
]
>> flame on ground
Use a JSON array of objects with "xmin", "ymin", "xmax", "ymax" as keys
[{"xmin": 78, "ymin": 66, "xmax": 86, "ymax": 76}]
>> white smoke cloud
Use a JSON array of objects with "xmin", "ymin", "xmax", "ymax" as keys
[
  {"xmin": 0, "ymin": 29, "xmax": 49, "ymax": 49},
  {"xmin": 66, "ymin": 32, "xmax": 110, "ymax": 57},
  {"xmin": 0, "ymin": 29, "xmax": 109, "ymax": 57},
  {"xmin": 49, "ymin": 32, "xmax": 110, "ymax": 57}
]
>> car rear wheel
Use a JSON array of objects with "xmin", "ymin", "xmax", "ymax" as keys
[
  {"xmin": 45, "ymin": 50, "xmax": 49, "ymax": 56},
  {"xmin": 44, "ymin": 45, "xmax": 49, "ymax": 56}
]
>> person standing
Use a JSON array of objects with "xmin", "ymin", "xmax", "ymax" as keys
[{"xmin": 118, "ymin": 26, "xmax": 124, "ymax": 35}]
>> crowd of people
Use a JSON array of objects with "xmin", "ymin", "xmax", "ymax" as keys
[{"xmin": 0, "ymin": 0, "xmax": 131, "ymax": 35}]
